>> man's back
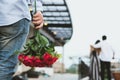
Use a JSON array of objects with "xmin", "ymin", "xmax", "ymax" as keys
[
  {"xmin": 99, "ymin": 40, "xmax": 114, "ymax": 62},
  {"xmin": 0, "ymin": 0, "xmax": 31, "ymax": 26},
  {"xmin": 0, "ymin": 0, "xmax": 43, "ymax": 26}
]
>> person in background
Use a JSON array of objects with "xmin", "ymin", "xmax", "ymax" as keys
[
  {"xmin": 92, "ymin": 35, "xmax": 115, "ymax": 80},
  {"xmin": 89, "ymin": 40, "xmax": 101, "ymax": 80},
  {"xmin": 0, "ymin": 0, "xmax": 44, "ymax": 80}
]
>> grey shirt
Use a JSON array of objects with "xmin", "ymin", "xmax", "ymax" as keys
[{"xmin": 0, "ymin": 0, "xmax": 43, "ymax": 26}]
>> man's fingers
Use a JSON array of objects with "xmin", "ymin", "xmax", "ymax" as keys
[
  {"xmin": 32, "ymin": 19, "xmax": 43, "ymax": 26},
  {"xmin": 35, "ymin": 22, "xmax": 44, "ymax": 29},
  {"xmin": 32, "ymin": 11, "xmax": 44, "ymax": 29}
]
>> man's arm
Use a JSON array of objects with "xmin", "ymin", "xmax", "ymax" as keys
[
  {"xmin": 112, "ymin": 47, "xmax": 115, "ymax": 59},
  {"xmin": 93, "ymin": 43, "xmax": 101, "ymax": 48},
  {"xmin": 36, "ymin": 0, "xmax": 43, "ymax": 12},
  {"xmin": 27, "ymin": 0, "xmax": 43, "ymax": 12},
  {"xmin": 27, "ymin": 0, "xmax": 44, "ymax": 29},
  {"xmin": 33, "ymin": 0, "xmax": 44, "ymax": 29}
]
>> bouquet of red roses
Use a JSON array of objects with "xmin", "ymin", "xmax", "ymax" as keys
[{"xmin": 18, "ymin": 30, "xmax": 61, "ymax": 67}]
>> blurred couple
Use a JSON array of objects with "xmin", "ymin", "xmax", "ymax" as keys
[{"xmin": 89, "ymin": 35, "xmax": 115, "ymax": 80}]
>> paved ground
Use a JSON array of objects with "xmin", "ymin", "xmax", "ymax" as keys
[
  {"xmin": 28, "ymin": 73, "xmax": 115, "ymax": 80},
  {"xmin": 81, "ymin": 76, "xmax": 115, "ymax": 80},
  {"xmin": 29, "ymin": 73, "xmax": 78, "ymax": 80},
  {"xmin": 81, "ymin": 77, "xmax": 89, "ymax": 80}
]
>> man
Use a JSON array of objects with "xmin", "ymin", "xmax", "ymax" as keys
[
  {"xmin": 0, "ymin": 0, "xmax": 44, "ymax": 80},
  {"xmin": 92, "ymin": 35, "xmax": 115, "ymax": 80}
]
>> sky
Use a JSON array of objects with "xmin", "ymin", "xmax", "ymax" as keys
[{"xmin": 56, "ymin": 0, "xmax": 120, "ymax": 68}]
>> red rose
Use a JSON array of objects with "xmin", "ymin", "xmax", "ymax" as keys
[
  {"xmin": 34, "ymin": 57, "xmax": 42, "ymax": 67},
  {"xmin": 23, "ymin": 56, "xmax": 34, "ymax": 67},
  {"xmin": 41, "ymin": 52, "xmax": 58, "ymax": 66},
  {"xmin": 51, "ymin": 57, "xmax": 58, "ymax": 64},
  {"xmin": 18, "ymin": 54, "xmax": 25, "ymax": 62},
  {"xmin": 42, "ymin": 52, "xmax": 55, "ymax": 66},
  {"xmin": 42, "ymin": 52, "xmax": 51, "ymax": 59}
]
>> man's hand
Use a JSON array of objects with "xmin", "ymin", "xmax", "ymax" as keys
[
  {"xmin": 112, "ymin": 56, "xmax": 115, "ymax": 59},
  {"xmin": 32, "ymin": 11, "xmax": 44, "ymax": 29},
  {"xmin": 112, "ymin": 53, "xmax": 115, "ymax": 59}
]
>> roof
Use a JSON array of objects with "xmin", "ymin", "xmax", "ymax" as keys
[{"xmin": 40, "ymin": 0, "xmax": 73, "ymax": 46}]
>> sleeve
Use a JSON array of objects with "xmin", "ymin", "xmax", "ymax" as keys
[
  {"xmin": 27, "ymin": 0, "xmax": 43, "ymax": 12},
  {"xmin": 36, "ymin": 0, "xmax": 43, "ymax": 12},
  {"xmin": 93, "ymin": 43, "xmax": 101, "ymax": 48}
]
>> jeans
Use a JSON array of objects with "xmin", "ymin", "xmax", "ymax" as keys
[{"xmin": 0, "ymin": 18, "xmax": 30, "ymax": 80}]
